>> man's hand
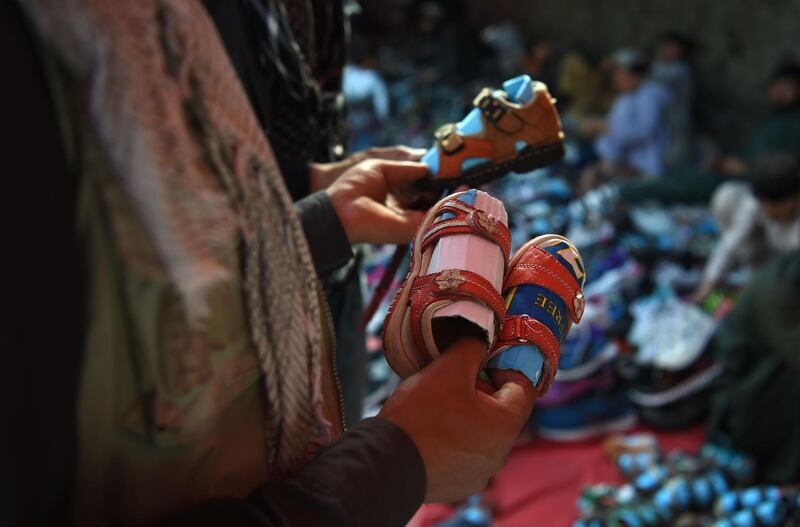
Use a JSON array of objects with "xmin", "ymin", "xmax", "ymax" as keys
[
  {"xmin": 379, "ymin": 337, "xmax": 536, "ymax": 503},
  {"xmin": 326, "ymin": 159, "xmax": 429, "ymax": 245},
  {"xmin": 311, "ymin": 146, "xmax": 426, "ymax": 191}
]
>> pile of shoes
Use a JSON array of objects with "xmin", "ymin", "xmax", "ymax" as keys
[
  {"xmin": 532, "ymin": 306, "xmax": 635, "ymax": 441},
  {"xmin": 622, "ymin": 291, "xmax": 721, "ymax": 430},
  {"xmin": 573, "ymin": 438, "xmax": 800, "ymax": 527}
]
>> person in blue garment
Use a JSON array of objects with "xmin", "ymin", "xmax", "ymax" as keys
[{"xmin": 580, "ymin": 48, "xmax": 672, "ymax": 191}]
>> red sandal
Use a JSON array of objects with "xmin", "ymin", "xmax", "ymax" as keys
[
  {"xmin": 487, "ymin": 234, "xmax": 586, "ymax": 397},
  {"xmin": 382, "ymin": 189, "xmax": 511, "ymax": 378}
]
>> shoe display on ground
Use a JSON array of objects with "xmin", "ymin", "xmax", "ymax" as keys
[
  {"xmin": 419, "ymin": 74, "xmax": 565, "ymax": 192},
  {"xmin": 625, "ymin": 347, "xmax": 722, "ymax": 430},
  {"xmin": 537, "ymin": 365, "xmax": 616, "ymax": 409},
  {"xmin": 534, "ymin": 389, "xmax": 637, "ymax": 442}
]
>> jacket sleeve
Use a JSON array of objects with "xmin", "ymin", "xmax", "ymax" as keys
[
  {"xmin": 701, "ymin": 198, "xmax": 759, "ymax": 286},
  {"xmin": 295, "ymin": 190, "xmax": 354, "ymax": 277},
  {"xmin": 157, "ymin": 418, "xmax": 427, "ymax": 527}
]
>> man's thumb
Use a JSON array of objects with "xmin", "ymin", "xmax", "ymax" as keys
[{"xmin": 491, "ymin": 370, "xmax": 535, "ymax": 425}]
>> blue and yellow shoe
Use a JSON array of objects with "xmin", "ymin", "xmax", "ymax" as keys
[{"xmin": 486, "ymin": 234, "xmax": 585, "ymax": 398}]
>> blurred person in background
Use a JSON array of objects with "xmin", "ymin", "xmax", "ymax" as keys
[
  {"xmin": 617, "ymin": 61, "xmax": 800, "ymax": 207},
  {"xmin": 580, "ymin": 48, "xmax": 672, "ymax": 190},
  {"xmin": 706, "ymin": 62, "xmax": 800, "ymax": 178},
  {"xmin": 5, "ymin": 1, "xmax": 537, "ymax": 526},
  {"xmin": 707, "ymin": 248, "xmax": 800, "ymax": 484},
  {"xmin": 692, "ymin": 152, "xmax": 800, "ymax": 302},
  {"xmin": 520, "ymin": 37, "xmax": 602, "ymax": 118},
  {"xmin": 343, "ymin": 37, "xmax": 391, "ymax": 152},
  {"xmin": 651, "ymin": 31, "xmax": 695, "ymax": 167}
]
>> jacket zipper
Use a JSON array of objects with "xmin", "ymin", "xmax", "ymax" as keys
[{"xmin": 317, "ymin": 280, "xmax": 347, "ymax": 431}]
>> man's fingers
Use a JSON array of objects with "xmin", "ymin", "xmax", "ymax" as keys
[
  {"xmin": 370, "ymin": 160, "xmax": 431, "ymax": 187},
  {"xmin": 360, "ymin": 201, "xmax": 425, "ymax": 244},
  {"xmin": 490, "ymin": 370, "xmax": 536, "ymax": 425},
  {"xmin": 433, "ymin": 336, "xmax": 490, "ymax": 389},
  {"xmin": 476, "ymin": 377, "xmax": 496, "ymax": 395},
  {"xmin": 369, "ymin": 146, "xmax": 427, "ymax": 162}
]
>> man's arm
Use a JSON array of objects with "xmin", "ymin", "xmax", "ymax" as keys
[
  {"xmin": 700, "ymin": 198, "xmax": 760, "ymax": 288},
  {"xmin": 158, "ymin": 418, "xmax": 426, "ymax": 527},
  {"xmin": 294, "ymin": 191, "xmax": 354, "ymax": 277}
]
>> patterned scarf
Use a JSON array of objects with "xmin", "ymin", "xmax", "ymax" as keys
[{"xmin": 20, "ymin": 0, "xmax": 331, "ymax": 477}]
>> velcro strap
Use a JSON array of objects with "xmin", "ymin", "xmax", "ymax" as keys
[
  {"xmin": 494, "ymin": 315, "xmax": 560, "ymax": 396},
  {"xmin": 408, "ymin": 269, "xmax": 506, "ymax": 357},
  {"xmin": 473, "ymin": 88, "xmax": 524, "ymax": 134},
  {"xmin": 420, "ymin": 201, "xmax": 511, "ymax": 263},
  {"xmin": 505, "ymin": 247, "xmax": 585, "ymax": 323}
]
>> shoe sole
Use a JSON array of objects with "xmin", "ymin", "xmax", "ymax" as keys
[{"xmin": 416, "ymin": 141, "xmax": 565, "ymax": 192}]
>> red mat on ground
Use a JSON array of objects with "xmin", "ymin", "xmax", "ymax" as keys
[{"xmin": 410, "ymin": 425, "xmax": 706, "ymax": 527}]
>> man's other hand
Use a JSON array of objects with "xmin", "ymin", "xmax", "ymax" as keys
[
  {"xmin": 326, "ymin": 159, "xmax": 429, "ymax": 245},
  {"xmin": 379, "ymin": 337, "xmax": 536, "ymax": 504},
  {"xmin": 311, "ymin": 146, "xmax": 426, "ymax": 191}
]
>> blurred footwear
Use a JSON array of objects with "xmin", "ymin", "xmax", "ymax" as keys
[
  {"xmin": 535, "ymin": 390, "xmax": 636, "ymax": 442},
  {"xmin": 700, "ymin": 444, "xmax": 756, "ymax": 485},
  {"xmin": 487, "ymin": 234, "xmax": 585, "ymax": 397},
  {"xmin": 715, "ymin": 486, "xmax": 783, "ymax": 517},
  {"xmin": 713, "ymin": 500, "xmax": 790, "ymax": 527},
  {"xmin": 538, "ymin": 365, "xmax": 616, "ymax": 408},
  {"xmin": 557, "ymin": 329, "xmax": 618, "ymax": 382},
  {"xmin": 626, "ymin": 347, "xmax": 721, "ymax": 430},
  {"xmin": 419, "ymin": 74, "xmax": 564, "ymax": 191}
]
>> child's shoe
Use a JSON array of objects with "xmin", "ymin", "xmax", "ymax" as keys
[
  {"xmin": 487, "ymin": 234, "xmax": 586, "ymax": 397},
  {"xmin": 382, "ymin": 189, "xmax": 510, "ymax": 377},
  {"xmin": 419, "ymin": 75, "xmax": 564, "ymax": 192}
]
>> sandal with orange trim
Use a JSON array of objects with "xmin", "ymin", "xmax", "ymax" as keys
[
  {"xmin": 382, "ymin": 189, "xmax": 511, "ymax": 378},
  {"xmin": 417, "ymin": 74, "xmax": 565, "ymax": 192},
  {"xmin": 486, "ymin": 234, "xmax": 586, "ymax": 398}
]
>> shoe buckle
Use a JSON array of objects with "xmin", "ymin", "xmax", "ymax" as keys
[
  {"xmin": 475, "ymin": 90, "xmax": 508, "ymax": 125},
  {"xmin": 435, "ymin": 123, "xmax": 464, "ymax": 155},
  {"xmin": 573, "ymin": 292, "xmax": 585, "ymax": 322}
]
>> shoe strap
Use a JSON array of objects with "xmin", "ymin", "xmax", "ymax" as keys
[
  {"xmin": 473, "ymin": 87, "xmax": 525, "ymax": 134},
  {"xmin": 408, "ymin": 269, "xmax": 506, "ymax": 358},
  {"xmin": 505, "ymin": 247, "xmax": 585, "ymax": 323},
  {"xmin": 492, "ymin": 315, "xmax": 560, "ymax": 397},
  {"xmin": 420, "ymin": 198, "xmax": 511, "ymax": 264}
]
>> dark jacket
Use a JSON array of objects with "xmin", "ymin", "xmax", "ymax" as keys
[{"xmin": 3, "ymin": 2, "xmax": 425, "ymax": 526}]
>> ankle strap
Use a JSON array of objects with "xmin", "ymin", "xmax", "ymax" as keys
[
  {"xmin": 493, "ymin": 315, "xmax": 560, "ymax": 397},
  {"xmin": 420, "ymin": 198, "xmax": 511, "ymax": 264},
  {"xmin": 505, "ymin": 247, "xmax": 585, "ymax": 323},
  {"xmin": 408, "ymin": 269, "xmax": 506, "ymax": 358}
]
